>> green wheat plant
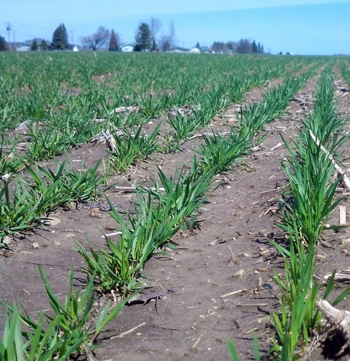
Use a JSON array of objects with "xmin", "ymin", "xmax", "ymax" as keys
[
  {"xmin": 305, "ymin": 71, "xmax": 347, "ymax": 152},
  {"xmin": 24, "ymin": 125, "xmax": 70, "ymax": 161},
  {"xmin": 0, "ymin": 161, "xmax": 102, "ymax": 242},
  {"xmin": 110, "ymin": 192, "xmax": 183, "ymax": 273},
  {"xmin": 340, "ymin": 61, "xmax": 350, "ymax": 88},
  {"xmin": 269, "ymin": 238, "xmax": 350, "ymax": 360},
  {"xmin": 196, "ymin": 130, "xmax": 248, "ymax": 174},
  {"xmin": 269, "ymin": 68, "xmax": 350, "ymax": 360},
  {"xmin": 0, "ymin": 306, "xmax": 81, "ymax": 361},
  {"xmin": 24, "ymin": 161, "xmax": 103, "ymax": 210},
  {"xmin": 108, "ymin": 124, "xmax": 160, "ymax": 173},
  {"xmin": 142, "ymin": 158, "xmax": 214, "ymax": 229},
  {"xmin": 2, "ymin": 267, "xmax": 131, "ymax": 359},
  {"xmin": 139, "ymin": 93, "xmax": 171, "ymax": 117},
  {"xmin": 278, "ymin": 133, "xmax": 342, "ymax": 245},
  {"xmin": 76, "ymin": 235, "xmax": 141, "ymax": 295},
  {"xmin": 227, "ymin": 335, "xmax": 261, "ymax": 361},
  {"xmin": 61, "ymin": 161, "xmax": 102, "ymax": 202},
  {"xmin": 77, "ymin": 191, "xmax": 184, "ymax": 295},
  {"xmin": 167, "ymin": 112, "xmax": 202, "ymax": 142},
  {"xmin": 0, "ymin": 142, "xmax": 24, "ymax": 176},
  {"xmin": 77, "ymin": 159, "xmax": 214, "ymax": 294},
  {"xmin": 0, "ymin": 175, "xmax": 42, "ymax": 241},
  {"xmin": 277, "ymin": 70, "xmax": 345, "ymax": 245}
]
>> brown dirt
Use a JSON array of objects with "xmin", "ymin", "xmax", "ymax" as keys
[{"xmin": 2, "ymin": 68, "xmax": 350, "ymax": 361}]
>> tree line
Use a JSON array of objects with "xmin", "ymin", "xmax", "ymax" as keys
[{"xmin": 0, "ymin": 20, "xmax": 266, "ymax": 54}]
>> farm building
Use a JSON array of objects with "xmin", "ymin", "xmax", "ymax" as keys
[
  {"xmin": 121, "ymin": 45, "xmax": 133, "ymax": 52},
  {"xmin": 189, "ymin": 47, "xmax": 201, "ymax": 53}
]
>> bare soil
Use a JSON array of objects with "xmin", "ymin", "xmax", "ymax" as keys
[{"xmin": 2, "ymin": 67, "xmax": 350, "ymax": 361}]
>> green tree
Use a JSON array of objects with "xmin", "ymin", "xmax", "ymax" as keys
[
  {"xmin": 135, "ymin": 23, "xmax": 153, "ymax": 52},
  {"xmin": 236, "ymin": 39, "xmax": 252, "ymax": 54},
  {"xmin": 109, "ymin": 29, "xmax": 119, "ymax": 51},
  {"xmin": 150, "ymin": 39, "xmax": 157, "ymax": 52},
  {"xmin": 159, "ymin": 36, "xmax": 171, "ymax": 51},
  {"xmin": 0, "ymin": 36, "xmax": 9, "ymax": 51},
  {"xmin": 252, "ymin": 40, "xmax": 257, "ymax": 53},
  {"xmin": 51, "ymin": 23, "xmax": 69, "ymax": 50},
  {"xmin": 40, "ymin": 39, "xmax": 49, "ymax": 51},
  {"xmin": 31, "ymin": 39, "xmax": 38, "ymax": 51}
]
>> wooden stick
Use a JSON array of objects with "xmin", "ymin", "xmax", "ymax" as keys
[
  {"xmin": 340, "ymin": 205, "xmax": 347, "ymax": 226},
  {"xmin": 111, "ymin": 322, "xmax": 146, "ymax": 339},
  {"xmin": 317, "ymin": 299, "xmax": 350, "ymax": 341},
  {"xmin": 110, "ymin": 105, "xmax": 139, "ymax": 114},
  {"xmin": 102, "ymin": 129, "xmax": 116, "ymax": 152},
  {"xmin": 221, "ymin": 289, "xmax": 246, "ymax": 298},
  {"xmin": 190, "ymin": 334, "xmax": 203, "ymax": 349},
  {"xmin": 309, "ymin": 130, "xmax": 350, "ymax": 189},
  {"xmin": 270, "ymin": 142, "xmax": 283, "ymax": 151},
  {"xmin": 101, "ymin": 231, "xmax": 122, "ymax": 238},
  {"xmin": 237, "ymin": 303, "xmax": 268, "ymax": 307},
  {"xmin": 187, "ymin": 131, "xmax": 230, "ymax": 141},
  {"xmin": 113, "ymin": 186, "xmax": 165, "ymax": 192}
]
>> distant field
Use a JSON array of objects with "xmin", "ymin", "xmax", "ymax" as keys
[{"xmin": 0, "ymin": 52, "xmax": 329, "ymax": 132}]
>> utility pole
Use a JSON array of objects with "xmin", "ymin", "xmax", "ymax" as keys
[{"xmin": 6, "ymin": 22, "xmax": 11, "ymax": 50}]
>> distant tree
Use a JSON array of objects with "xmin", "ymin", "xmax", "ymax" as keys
[
  {"xmin": 159, "ymin": 36, "xmax": 171, "ymax": 51},
  {"xmin": 226, "ymin": 41, "xmax": 237, "ymax": 53},
  {"xmin": 252, "ymin": 40, "xmax": 257, "ymax": 53},
  {"xmin": 109, "ymin": 29, "xmax": 119, "ymax": 51},
  {"xmin": 0, "ymin": 36, "xmax": 9, "ymax": 51},
  {"xmin": 135, "ymin": 23, "xmax": 153, "ymax": 52},
  {"xmin": 51, "ymin": 23, "xmax": 69, "ymax": 50},
  {"xmin": 149, "ymin": 17, "xmax": 161, "ymax": 49},
  {"xmin": 257, "ymin": 42, "xmax": 264, "ymax": 54},
  {"xmin": 150, "ymin": 39, "xmax": 157, "ymax": 52},
  {"xmin": 82, "ymin": 26, "xmax": 110, "ymax": 51},
  {"xmin": 158, "ymin": 21, "xmax": 176, "ymax": 52},
  {"xmin": 40, "ymin": 40, "xmax": 49, "ymax": 51},
  {"xmin": 236, "ymin": 39, "xmax": 252, "ymax": 54},
  {"xmin": 195, "ymin": 42, "xmax": 201, "ymax": 49},
  {"xmin": 211, "ymin": 41, "xmax": 229, "ymax": 53},
  {"xmin": 31, "ymin": 39, "xmax": 38, "ymax": 51},
  {"xmin": 168, "ymin": 22, "xmax": 176, "ymax": 49}
]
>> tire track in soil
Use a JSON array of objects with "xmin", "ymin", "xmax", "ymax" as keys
[{"xmin": 97, "ymin": 74, "xmax": 321, "ymax": 361}]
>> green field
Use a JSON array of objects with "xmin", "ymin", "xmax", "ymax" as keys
[{"xmin": 1, "ymin": 52, "xmax": 350, "ymax": 360}]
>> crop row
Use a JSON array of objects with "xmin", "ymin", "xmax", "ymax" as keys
[{"xmin": 229, "ymin": 67, "xmax": 350, "ymax": 360}]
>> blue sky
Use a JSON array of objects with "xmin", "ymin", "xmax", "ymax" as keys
[{"xmin": 1, "ymin": 0, "xmax": 350, "ymax": 55}]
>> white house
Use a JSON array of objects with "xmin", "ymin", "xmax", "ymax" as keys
[
  {"xmin": 17, "ymin": 45, "xmax": 30, "ymax": 51},
  {"xmin": 121, "ymin": 45, "xmax": 133, "ymax": 52},
  {"xmin": 189, "ymin": 47, "xmax": 201, "ymax": 54}
]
